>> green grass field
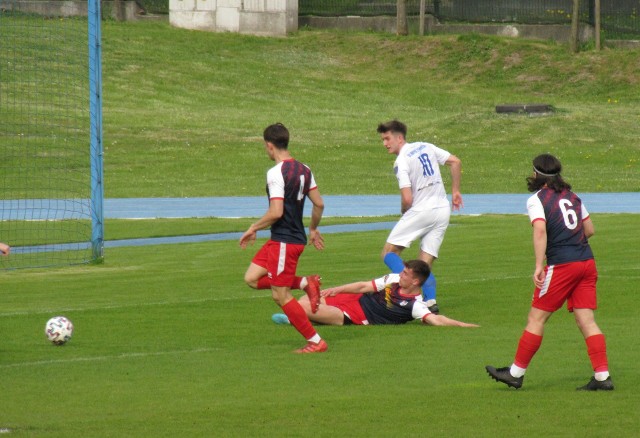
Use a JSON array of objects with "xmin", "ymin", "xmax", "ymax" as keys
[
  {"xmin": 98, "ymin": 22, "xmax": 639, "ymax": 196},
  {"xmin": 2, "ymin": 18, "xmax": 640, "ymax": 437},
  {"xmin": 2, "ymin": 19, "xmax": 639, "ymax": 197},
  {"xmin": 1, "ymin": 215, "xmax": 638, "ymax": 436}
]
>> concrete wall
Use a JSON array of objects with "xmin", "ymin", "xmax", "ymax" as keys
[
  {"xmin": 431, "ymin": 22, "xmax": 594, "ymax": 43},
  {"xmin": 2, "ymin": 1, "xmax": 143, "ymax": 21},
  {"xmin": 169, "ymin": 0, "xmax": 297, "ymax": 37},
  {"xmin": 299, "ymin": 15, "xmax": 595, "ymax": 44},
  {"xmin": 3, "ymin": 2, "xmax": 610, "ymax": 44}
]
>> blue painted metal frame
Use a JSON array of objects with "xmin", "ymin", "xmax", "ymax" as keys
[{"xmin": 88, "ymin": 0, "xmax": 104, "ymax": 261}]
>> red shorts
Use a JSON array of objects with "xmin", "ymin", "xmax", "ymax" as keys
[
  {"xmin": 252, "ymin": 240, "xmax": 305, "ymax": 288},
  {"xmin": 325, "ymin": 293, "xmax": 369, "ymax": 325},
  {"xmin": 533, "ymin": 259, "xmax": 598, "ymax": 312}
]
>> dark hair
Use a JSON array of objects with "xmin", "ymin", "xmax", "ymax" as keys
[
  {"xmin": 377, "ymin": 120, "xmax": 407, "ymax": 137},
  {"xmin": 526, "ymin": 153, "xmax": 571, "ymax": 193},
  {"xmin": 404, "ymin": 259, "xmax": 431, "ymax": 286},
  {"xmin": 263, "ymin": 123, "xmax": 289, "ymax": 149}
]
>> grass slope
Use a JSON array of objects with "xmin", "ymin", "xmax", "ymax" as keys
[
  {"xmin": 100, "ymin": 22, "xmax": 640, "ymax": 197},
  {"xmin": 1, "ymin": 215, "xmax": 638, "ymax": 436}
]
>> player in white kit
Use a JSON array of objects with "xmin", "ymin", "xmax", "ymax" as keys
[{"xmin": 377, "ymin": 120, "xmax": 463, "ymax": 314}]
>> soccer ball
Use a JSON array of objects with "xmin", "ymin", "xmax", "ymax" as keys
[{"xmin": 45, "ymin": 316, "xmax": 74, "ymax": 345}]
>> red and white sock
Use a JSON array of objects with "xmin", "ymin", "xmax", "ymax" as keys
[
  {"xmin": 511, "ymin": 330, "xmax": 543, "ymax": 377},
  {"xmin": 586, "ymin": 333, "xmax": 610, "ymax": 380}
]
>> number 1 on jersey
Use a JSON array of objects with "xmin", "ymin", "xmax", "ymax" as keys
[{"xmin": 297, "ymin": 175, "xmax": 306, "ymax": 201}]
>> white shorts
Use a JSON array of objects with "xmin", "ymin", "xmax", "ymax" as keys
[{"xmin": 386, "ymin": 206, "xmax": 450, "ymax": 258}]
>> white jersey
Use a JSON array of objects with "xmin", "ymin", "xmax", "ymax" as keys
[{"xmin": 394, "ymin": 141, "xmax": 451, "ymax": 210}]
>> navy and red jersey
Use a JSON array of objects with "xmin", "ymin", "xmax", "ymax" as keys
[
  {"xmin": 358, "ymin": 274, "xmax": 431, "ymax": 324},
  {"xmin": 527, "ymin": 188, "xmax": 594, "ymax": 265},
  {"xmin": 266, "ymin": 159, "xmax": 317, "ymax": 245}
]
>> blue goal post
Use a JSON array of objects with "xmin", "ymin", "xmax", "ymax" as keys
[{"xmin": 0, "ymin": 0, "xmax": 104, "ymax": 269}]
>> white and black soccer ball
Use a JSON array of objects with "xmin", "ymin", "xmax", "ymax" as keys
[{"xmin": 45, "ymin": 316, "xmax": 74, "ymax": 345}]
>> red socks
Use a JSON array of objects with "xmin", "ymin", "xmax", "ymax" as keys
[
  {"xmin": 514, "ymin": 330, "xmax": 543, "ymax": 369},
  {"xmin": 291, "ymin": 276, "xmax": 303, "ymax": 290},
  {"xmin": 255, "ymin": 276, "xmax": 303, "ymax": 290},
  {"xmin": 513, "ymin": 331, "xmax": 609, "ymax": 373},
  {"xmin": 281, "ymin": 299, "xmax": 317, "ymax": 340},
  {"xmin": 585, "ymin": 334, "xmax": 609, "ymax": 373},
  {"xmin": 255, "ymin": 276, "xmax": 271, "ymax": 290}
]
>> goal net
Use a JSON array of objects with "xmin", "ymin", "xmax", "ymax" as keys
[{"xmin": 0, "ymin": 0, "xmax": 103, "ymax": 269}]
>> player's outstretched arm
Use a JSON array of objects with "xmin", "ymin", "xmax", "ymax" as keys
[
  {"xmin": 0, "ymin": 242, "xmax": 9, "ymax": 256},
  {"xmin": 423, "ymin": 313, "xmax": 479, "ymax": 327},
  {"xmin": 321, "ymin": 281, "xmax": 374, "ymax": 297}
]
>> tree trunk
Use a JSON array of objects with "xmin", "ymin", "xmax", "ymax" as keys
[
  {"xmin": 595, "ymin": 0, "xmax": 601, "ymax": 50},
  {"xmin": 397, "ymin": 0, "xmax": 408, "ymax": 36},
  {"xmin": 570, "ymin": 0, "xmax": 580, "ymax": 53},
  {"xmin": 419, "ymin": 0, "xmax": 426, "ymax": 36}
]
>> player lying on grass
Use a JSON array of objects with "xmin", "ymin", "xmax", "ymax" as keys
[{"xmin": 272, "ymin": 259, "xmax": 478, "ymax": 327}]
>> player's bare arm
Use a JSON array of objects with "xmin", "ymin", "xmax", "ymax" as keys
[
  {"xmin": 320, "ymin": 281, "xmax": 374, "ymax": 297},
  {"xmin": 583, "ymin": 217, "xmax": 595, "ymax": 238},
  {"xmin": 423, "ymin": 313, "xmax": 479, "ymax": 327},
  {"xmin": 446, "ymin": 154, "xmax": 463, "ymax": 211},
  {"xmin": 239, "ymin": 199, "xmax": 284, "ymax": 249},
  {"xmin": 0, "ymin": 242, "xmax": 10, "ymax": 256},
  {"xmin": 307, "ymin": 188, "xmax": 325, "ymax": 250},
  {"xmin": 531, "ymin": 220, "xmax": 547, "ymax": 288},
  {"xmin": 399, "ymin": 187, "xmax": 413, "ymax": 214}
]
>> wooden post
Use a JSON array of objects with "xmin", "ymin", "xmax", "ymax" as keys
[
  {"xmin": 570, "ymin": 0, "xmax": 580, "ymax": 53},
  {"xmin": 419, "ymin": 0, "xmax": 426, "ymax": 36},
  {"xmin": 397, "ymin": 0, "xmax": 408, "ymax": 36},
  {"xmin": 595, "ymin": 0, "xmax": 601, "ymax": 50}
]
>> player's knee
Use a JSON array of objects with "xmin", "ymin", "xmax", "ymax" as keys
[
  {"xmin": 243, "ymin": 274, "xmax": 257, "ymax": 289},
  {"xmin": 574, "ymin": 310, "xmax": 598, "ymax": 334}
]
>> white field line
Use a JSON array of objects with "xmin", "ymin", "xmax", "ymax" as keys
[
  {"xmin": 0, "ymin": 293, "xmax": 272, "ymax": 318},
  {"xmin": 0, "ymin": 347, "xmax": 222, "ymax": 369}
]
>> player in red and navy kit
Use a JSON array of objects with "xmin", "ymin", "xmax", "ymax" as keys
[
  {"xmin": 274, "ymin": 260, "xmax": 478, "ymax": 328},
  {"xmin": 486, "ymin": 154, "xmax": 613, "ymax": 390},
  {"xmin": 240, "ymin": 123, "xmax": 327, "ymax": 354}
]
